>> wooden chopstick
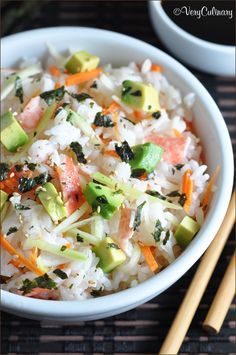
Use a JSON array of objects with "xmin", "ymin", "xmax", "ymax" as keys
[
  {"xmin": 203, "ymin": 252, "xmax": 236, "ymax": 334},
  {"xmin": 159, "ymin": 191, "xmax": 235, "ymax": 355}
]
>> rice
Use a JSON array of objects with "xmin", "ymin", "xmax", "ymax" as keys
[{"xmin": 0, "ymin": 48, "xmax": 216, "ymax": 301}]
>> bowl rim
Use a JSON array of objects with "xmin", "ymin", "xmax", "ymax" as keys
[
  {"xmin": 150, "ymin": 0, "xmax": 234, "ymax": 52},
  {"xmin": 1, "ymin": 26, "xmax": 234, "ymax": 319}
]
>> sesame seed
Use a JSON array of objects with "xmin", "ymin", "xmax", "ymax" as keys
[
  {"xmin": 9, "ymin": 172, "xmax": 15, "ymax": 178},
  {"xmin": 97, "ymin": 206, "xmax": 101, "ymax": 213}
]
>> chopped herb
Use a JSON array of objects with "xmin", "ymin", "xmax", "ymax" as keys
[
  {"xmin": 131, "ymin": 169, "xmax": 146, "ymax": 178},
  {"xmin": 148, "ymin": 105, "xmax": 152, "ymax": 110},
  {"xmin": 106, "ymin": 242, "xmax": 120, "ymax": 249},
  {"xmin": 175, "ymin": 164, "xmax": 184, "ymax": 170},
  {"xmin": 60, "ymin": 245, "xmax": 67, "ymax": 252},
  {"xmin": 76, "ymin": 234, "xmax": 84, "ymax": 243},
  {"xmin": 96, "ymin": 195, "xmax": 108, "ymax": 204},
  {"xmin": 69, "ymin": 283, "xmax": 74, "ymax": 289},
  {"xmin": 90, "ymin": 81, "xmax": 97, "ymax": 89},
  {"xmin": 14, "ymin": 76, "xmax": 24, "ymax": 103},
  {"xmin": 89, "ymin": 102, "xmax": 94, "ymax": 109},
  {"xmin": 34, "ymin": 172, "xmax": 52, "ymax": 186},
  {"xmin": 152, "ymin": 219, "xmax": 164, "ymax": 243},
  {"xmin": 115, "ymin": 141, "xmax": 134, "ymax": 163},
  {"xmin": 122, "ymin": 85, "xmax": 132, "ymax": 96},
  {"xmin": 18, "ymin": 177, "xmax": 36, "ymax": 193},
  {"xmin": 40, "ymin": 86, "xmax": 65, "ymax": 105},
  {"xmin": 171, "ymin": 168, "xmax": 175, "ymax": 175},
  {"xmin": 15, "ymin": 164, "xmax": 23, "ymax": 172},
  {"xmin": 0, "ymin": 163, "xmax": 10, "ymax": 181},
  {"xmin": 15, "ymin": 203, "xmax": 30, "ymax": 211},
  {"xmin": 133, "ymin": 201, "xmax": 146, "ymax": 231},
  {"xmin": 27, "ymin": 163, "xmax": 37, "ymax": 171},
  {"xmin": 70, "ymin": 142, "xmax": 87, "ymax": 164},
  {"xmin": 152, "ymin": 111, "xmax": 161, "ymax": 119},
  {"xmin": 163, "ymin": 230, "xmax": 170, "ymax": 245},
  {"xmin": 130, "ymin": 90, "xmax": 142, "ymax": 96},
  {"xmin": 178, "ymin": 193, "xmax": 187, "ymax": 207},
  {"xmin": 6, "ymin": 226, "xmax": 18, "ymax": 236},
  {"xmin": 53, "ymin": 269, "xmax": 68, "ymax": 280},
  {"xmin": 93, "ymin": 112, "xmax": 114, "ymax": 127},
  {"xmin": 146, "ymin": 190, "xmax": 166, "ymax": 200},
  {"xmin": 95, "ymin": 185, "xmax": 102, "ymax": 190},
  {"xmin": 166, "ymin": 190, "xmax": 181, "ymax": 198},
  {"xmin": 68, "ymin": 92, "xmax": 92, "ymax": 102},
  {"xmin": 20, "ymin": 274, "xmax": 57, "ymax": 295},
  {"xmin": 18, "ymin": 173, "xmax": 51, "ymax": 193}
]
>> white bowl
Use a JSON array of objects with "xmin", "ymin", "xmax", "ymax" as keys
[
  {"xmin": 1, "ymin": 27, "xmax": 234, "ymax": 322},
  {"xmin": 149, "ymin": 1, "xmax": 235, "ymax": 77}
]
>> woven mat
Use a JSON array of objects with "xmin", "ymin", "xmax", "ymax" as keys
[{"xmin": 1, "ymin": 1, "xmax": 235, "ymax": 354}]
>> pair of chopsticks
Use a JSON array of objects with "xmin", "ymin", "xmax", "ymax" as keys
[{"xmin": 159, "ymin": 191, "xmax": 235, "ymax": 355}]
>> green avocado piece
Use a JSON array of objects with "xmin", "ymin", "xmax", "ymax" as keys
[
  {"xmin": 38, "ymin": 182, "xmax": 67, "ymax": 223},
  {"xmin": 0, "ymin": 190, "xmax": 8, "ymax": 210},
  {"xmin": 1, "ymin": 111, "xmax": 29, "ymax": 152},
  {"xmin": 121, "ymin": 80, "xmax": 160, "ymax": 112},
  {"xmin": 130, "ymin": 142, "xmax": 163, "ymax": 174},
  {"xmin": 83, "ymin": 182, "xmax": 123, "ymax": 220},
  {"xmin": 93, "ymin": 236, "xmax": 126, "ymax": 273},
  {"xmin": 174, "ymin": 216, "xmax": 200, "ymax": 248},
  {"xmin": 65, "ymin": 50, "xmax": 100, "ymax": 74}
]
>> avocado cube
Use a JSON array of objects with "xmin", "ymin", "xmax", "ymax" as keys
[
  {"xmin": 1, "ymin": 111, "xmax": 29, "ymax": 152},
  {"xmin": 93, "ymin": 236, "xmax": 126, "ymax": 273},
  {"xmin": 174, "ymin": 216, "xmax": 200, "ymax": 249},
  {"xmin": 38, "ymin": 182, "xmax": 67, "ymax": 223},
  {"xmin": 121, "ymin": 80, "xmax": 160, "ymax": 112},
  {"xmin": 130, "ymin": 142, "xmax": 163, "ymax": 174},
  {"xmin": 65, "ymin": 50, "xmax": 100, "ymax": 74},
  {"xmin": 83, "ymin": 182, "xmax": 123, "ymax": 220},
  {"xmin": 0, "ymin": 190, "xmax": 8, "ymax": 210}
]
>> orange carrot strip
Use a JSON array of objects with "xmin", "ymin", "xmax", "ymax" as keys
[
  {"xmin": 103, "ymin": 150, "xmax": 119, "ymax": 158},
  {"xmin": 9, "ymin": 259, "xmax": 21, "ymax": 269},
  {"xmin": 29, "ymin": 247, "xmax": 38, "ymax": 264},
  {"xmin": 54, "ymin": 82, "xmax": 62, "ymax": 89},
  {"xmin": 134, "ymin": 110, "xmax": 143, "ymax": 121},
  {"xmin": 49, "ymin": 65, "xmax": 61, "ymax": 77},
  {"xmin": 65, "ymin": 67, "xmax": 103, "ymax": 87},
  {"xmin": 182, "ymin": 169, "xmax": 193, "ymax": 212},
  {"xmin": 138, "ymin": 242, "xmax": 158, "ymax": 272},
  {"xmin": 0, "ymin": 235, "xmax": 44, "ymax": 276},
  {"xmin": 102, "ymin": 101, "xmax": 120, "ymax": 115},
  {"xmin": 56, "ymin": 263, "xmax": 68, "ymax": 270},
  {"xmin": 151, "ymin": 64, "xmax": 162, "ymax": 72},
  {"xmin": 202, "ymin": 166, "xmax": 220, "ymax": 210}
]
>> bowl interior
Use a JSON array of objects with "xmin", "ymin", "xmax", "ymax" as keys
[{"xmin": 1, "ymin": 27, "xmax": 234, "ymax": 320}]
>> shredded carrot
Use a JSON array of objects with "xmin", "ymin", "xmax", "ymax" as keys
[
  {"xmin": 8, "ymin": 258, "xmax": 21, "ymax": 269},
  {"xmin": 66, "ymin": 243, "xmax": 72, "ymax": 249},
  {"xmin": 54, "ymin": 82, "xmax": 62, "ymax": 89},
  {"xmin": 56, "ymin": 263, "xmax": 68, "ymax": 270},
  {"xmin": 182, "ymin": 169, "xmax": 193, "ymax": 212},
  {"xmin": 184, "ymin": 119, "xmax": 194, "ymax": 132},
  {"xmin": 113, "ymin": 112, "xmax": 120, "ymax": 141},
  {"xmin": 102, "ymin": 101, "xmax": 120, "ymax": 115},
  {"xmin": 139, "ymin": 174, "xmax": 148, "ymax": 181},
  {"xmin": 173, "ymin": 128, "xmax": 182, "ymax": 137},
  {"xmin": 103, "ymin": 150, "xmax": 119, "ymax": 158},
  {"xmin": 202, "ymin": 166, "xmax": 220, "ymax": 210},
  {"xmin": 134, "ymin": 110, "xmax": 144, "ymax": 121},
  {"xmin": 29, "ymin": 247, "xmax": 38, "ymax": 264},
  {"xmin": 65, "ymin": 67, "xmax": 103, "ymax": 87},
  {"xmin": 151, "ymin": 64, "xmax": 162, "ymax": 72},
  {"xmin": 0, "ymin": 234, "xmax": 44, "ymax": 275},
  {"xmin": 138, "ymin": 242, "xmax": 158, "ymax": 272},
  {"xmin": 49, "ymin": 65, "xmax": 61, "ymax": 77}
]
